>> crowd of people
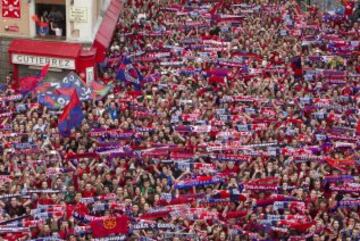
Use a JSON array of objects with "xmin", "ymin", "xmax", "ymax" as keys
[{"xmin": 0, "ymin": 0, "xmax": 359, "ymax": 240}]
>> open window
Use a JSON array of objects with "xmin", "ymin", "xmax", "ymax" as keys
[{"xmin": 34, "ymin": 0, "xmax": 66, "ymax": 39}]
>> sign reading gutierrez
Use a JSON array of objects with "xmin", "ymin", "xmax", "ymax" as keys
[{"xmin": 11, "ymin": 54, "xmax": 76, "ymax": 70}]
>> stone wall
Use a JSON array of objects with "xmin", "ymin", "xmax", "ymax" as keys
[{"xmin": 0, "ymin": 37, "xmax": 13, "ymax": 82}]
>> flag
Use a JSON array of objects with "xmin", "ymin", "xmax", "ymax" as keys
[
  {"xmin": 18, "ymin": 76, "xmax": 40, "ymax": 95},
  {"xmin": 39, "ymin": 64, "xmax": 50, "ymax": 78},
  {"xmin": 32, "ymin": 15, "xmax": 49, "ymax": 28},
  {"xmin": 58, "ymin": 90, "xmax": 84, "ymax": 136},
  {"xmin": 91, "ymin": 81, "xmax": 113, "ymax": 100},
  {"xmin": 116, "ymin": 57, "xmax": 143, "ymax": 90},
  {"xmin": 37, "ymin": 92, "xmax": 69, "ymax": 110},
  {"xmin": 60, "ymin": 72, "xmax": 92, "ymax": 100},
  {"xmin": 90, "ymin": 216, "xmax": 129, "ymax": 238},
  {"xmin": 18, "ymin": 64, "xmax": 49, "ymax": 94},
  {"xmin": 34, "ymin": 82, "xmax": 57, "ymax": 94},
  {"xmin": 291, "ymin": 56, "xmax": 302, "ymax": 80},
  {"xmin": 36, "ymin": 71, "xmax": 93, "ymax": 109},
  {"xmin": 56, "ymin": 87, "xmax": 77, "ymax": 97}
]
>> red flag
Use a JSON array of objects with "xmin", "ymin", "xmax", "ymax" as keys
[
  {"xmin": 18, "ymin": 64, "xmax": 49, "ymax": 94},
  {"xmin": 40, "ymin": 64, "xmax": 50, "ymax": 78},
  {"xmin": 90, "ymin": 216, "xmax": 129, "ymax": 238},
  {"xmin": 18, "ymin": 76, "xmax": 41, "ymax": 94},
  {"xmin": 58, "ymin": 90, "xmax": 84, "ymax": 136},
  {"xmin": 32, "ymin": 15, "xmax": 49, "ymax": 27}
]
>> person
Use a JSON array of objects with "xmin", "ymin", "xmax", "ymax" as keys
[
  {"xmin": 0, "ymin": 198, "xmax": 28, "ymax": 218},
  {"xmin": 342, "ymin": 0, "xmax": 356, "ymax": 17},
  {"xmin": 32, "ymin": 14, "xmax": 49, "ymax": 37},
  {"xmin": 50, "ymin": 22, "xmax": 63, "ymax": 37}
]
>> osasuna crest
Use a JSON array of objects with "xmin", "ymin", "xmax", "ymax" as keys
[
  {"xmin": 123, "ymin": 63, "xmax": 141, "ymax": 84},
  {"xmin": 2, "ymin": 0, "xmax": 21, "ymax": 18},
  {"xmin": 103, "ymin": 217, "xmax": 117, "ymax": 230}
]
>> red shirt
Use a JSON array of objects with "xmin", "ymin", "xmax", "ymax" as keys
[
  {"xmin": 343, "ymin": 0, "xmax": 355, "ymax": 16},
  {"xmin": 37, "ymin": 197, "xmax": 54, "ymax": 205},
  {"xmin": 82, "ymin": 189, "xmax": 96, "ymax": 198},
  {"xmin": 58, "ymin": 228, "xmax": 74, "ymax": 239},
  {"xmin": 2, "ymin": 232, "xmax": 29, "ymax": 241},
  {"xmin": 102, "ymin": 76, "xmax": 113, "ymax": 84}
]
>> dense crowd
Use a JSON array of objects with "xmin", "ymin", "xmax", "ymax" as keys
[{"xmin": 0, "ymin": 0, "xmax": 359, "ymax": 240}]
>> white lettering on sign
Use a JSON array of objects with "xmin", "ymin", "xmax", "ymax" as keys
[{"xmin": 11, "ymin": 54, "xmax": 76, "ymax": 70}]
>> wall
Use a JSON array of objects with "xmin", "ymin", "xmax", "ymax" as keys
[
  {"xmin": 36, "ymin": 0, "xmax": 65, "ymax": 4},
  {"xmin": 66, "ymin": 0, "xmax": 100, "ymax": 43},
  {"xmin": 0, "ymin": 1, "xmax": 31, "ymax": 38},
  {"xmin": 100, "ymin": 0, "xmax": 111, "ymax": 15},
  {"xmin": 0, "ymin": 38, "xmax": 13, "ymax": 81}
]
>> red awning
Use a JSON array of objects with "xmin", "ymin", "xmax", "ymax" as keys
[
  {"xmin": 8, "ymin": 39, "xmax": 82, "ymax": 58},
  {"xmin": 92, "ymin": 0, "xmax": 122, "ymax": 62}
]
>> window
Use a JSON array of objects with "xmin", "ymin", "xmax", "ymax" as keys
[{"xmin": 34, "ymin": 2, "xmax": 66, "ymax": 38}]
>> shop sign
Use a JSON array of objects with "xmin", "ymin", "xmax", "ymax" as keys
[
  {"xmin": 69, "ymin": 7, "xmax": 88, "ymax": 23},
  {"xmin": 11, "ymin": 54, "xmax": 75, "ymax": 70}
]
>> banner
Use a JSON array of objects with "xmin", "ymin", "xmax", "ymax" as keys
[{"xmin": 90, "ymin": 216, "xmax": 129, "ymax": 238}]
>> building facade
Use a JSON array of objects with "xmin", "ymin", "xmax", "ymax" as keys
[
  {"xmin": 0, "ymin": 0, "xmax": 111, "ymax": 42},
  {"xmin": 0, "ymin": 0, "xmax": 115, "ymax": 82}
]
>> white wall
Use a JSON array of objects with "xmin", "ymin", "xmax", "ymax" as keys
[
  {"xmin": 29, "ymin": 1, "xmax": 36, "ymax": 38},
  {"xmin": 100, "ymin": 0, "xmax": 111, "ymax": 16},
  {"xmin": 66, "ymin": 0, "xmax": 100, "ymax": 43},
  {"xmin": 91, "ymin": 0, "xmax": 112, "ymax": 41}
]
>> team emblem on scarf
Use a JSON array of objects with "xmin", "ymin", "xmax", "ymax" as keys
[
  {"xmin": 116, "ymin": 57, "xmax": 143, "ymax": 88},
  {"xmin": 103, "ymin": 217, "xmax": 117, "ymax": 230},
  {"xmin": 123, "ymin": 64, "xmax": 141, "ymax": 84}
]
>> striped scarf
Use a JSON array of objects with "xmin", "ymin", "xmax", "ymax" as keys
[
  {"xmin": 92, "ymin": 236, "xmax": 127, "ymax": 241},
  {"xmin": 338, "ymin": 199, "xmax": 360, "ymax": 208},
  {"xmin": 0, "ymin": 94, "xmax": 22, "ymax": 102},
  {"xmin": 175, "ymin": 176, "xmax": 224, "ymax": 189}
]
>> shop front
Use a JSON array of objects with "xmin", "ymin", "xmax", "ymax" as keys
[{"xmin": 8, "ymin": 39, "xmax": 96, "ymax": 83}]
